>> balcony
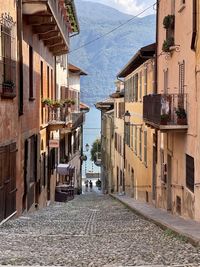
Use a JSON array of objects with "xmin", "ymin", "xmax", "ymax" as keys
[
  {"xmin": 22, "ymin": 0, "xmax": 71, "ymax": 55},
  {"xmin": 66, "ymin": 112, "xmax": 85, "ymax": 130},
  {"xmin": 41, "ymin": 105, "xmax": 70, "ymax": 130},
  {"xmin": 143, "ymin": 93, "xmax": 188, "ymax": 132}
]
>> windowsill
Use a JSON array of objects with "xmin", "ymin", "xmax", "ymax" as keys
[
  {"xmin": 178, "ymin": 4, "xmax": 186, "ymax": 13},
  {"xmin": 29, "ymin": 97, "xmax": 36, "ymax": 101},
  {"xmin": 1, "ymin": 92, "xmax": 16, "ymax": 99}
]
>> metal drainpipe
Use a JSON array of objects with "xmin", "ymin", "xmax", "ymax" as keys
[
  {"xmin": 17, "ymin": 0, "xmax": 23, "ymax": 115},
  {"xmin": 191, "ymin": 0, "xmax": 197, "ymax": 50},
  {"xmin": 155, "ymin": 0, "xmax": 159, "ymax": 94}
]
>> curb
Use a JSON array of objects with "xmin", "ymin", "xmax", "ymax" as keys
[{"xmin": 110, "ymin": 194, "xmax": 200, "ymax": 247}]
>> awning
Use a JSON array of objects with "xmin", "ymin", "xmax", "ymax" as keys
[{"xmin": 57, "ymin": 164, "xmax": 70, "ymax": 175}]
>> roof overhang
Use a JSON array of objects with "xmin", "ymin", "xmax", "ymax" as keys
[
  {"xmin": 117, "ymin": 43, "xmax": 156, "ymax": 78},
  {"xmin": 69, "ymin": 63, "xmax": 87, "ymax": 75}
]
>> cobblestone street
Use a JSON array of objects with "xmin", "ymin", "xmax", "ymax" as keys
[{"xmin": 0, "ymin": 192, "xmax": 200, "ymax": 266}]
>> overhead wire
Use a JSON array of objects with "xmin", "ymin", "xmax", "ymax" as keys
[{"xmin": 69, "ymin": 2, "xmax": 156, "ymax": 54}]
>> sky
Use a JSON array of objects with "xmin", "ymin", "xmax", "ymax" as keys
[{"xmin": 82, "ymin": 0, "xmax": 156, "ymax": 16}]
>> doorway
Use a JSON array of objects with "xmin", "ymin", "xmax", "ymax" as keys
[
  {"xmin": 152, "ymin": 146, "xmax": 157, "ymax": 201},
  {"xmin": 167, "ymin": 154, "xmax": 172, "ymax": 211}
]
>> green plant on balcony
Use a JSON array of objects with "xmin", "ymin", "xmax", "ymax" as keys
[
  {"xmin": 70, "ymin": 99, "xmax": 76, "ymax": 105},
  {"xmin": 162, "ymin": 37, "xmax": 175, "ymax": 52},
  {"xmin": 52, "ymin": 100, "xmax": 63, "ymax": 108},
  {"xmin": 160, "ymin": 113, "xmax": 170, "ymax": 125},
  {"xmin": 63, "ymin": 99, "xmax": 71, "ymax": 105},
  {"xmin": 163, "ymin": 15, "xmax": 175, "ymax": 29},
  {"xmin": 176, "ymin": 107, "xmax": 187, "ymax": 125},
  {"xmin": 41, "ymin": 98, "xmax": 53, "ymax": 106}
]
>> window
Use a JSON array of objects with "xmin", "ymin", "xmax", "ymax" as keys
[
  {"xmin": 125, "ymin": 123, "xmax": 130, "ymax": 147},
  {"xmin": 128, "ymin": 78, "xmax": 132, "ymax": 102},
  {"xmin": 29, "ymin": 46, "xmax": 34, "ymax": 99},
  {"xmin": 144, "ymin": 130, "xmax": 147, "ymax": 166},
  {"xmin": 47, "ymin": 66, "xmax": 49, "ymax": 98},
  {"xmin": 139, "ymin": 127, "xmax": 142, "ymax": 160},
  {"xmin": 40, "ymin": 61, "xmax": 43, "ymax": 98},
  {"xmin": 119, "ymin": 136, "xmax": 122, "ymax": 155},
  {"xmin": 164, "ymin": 68, "xmax": 169, "ymax": 94},
  {"xmin": 130, "ymin": 125, "xmax": 133, "ymax": 149},
  {"xmin": 139, "ymin": 71, "xmax": 142, "ymax": 100},
  {"xmin": 51, "ymin": 69, "xmax": 54, "ymax": 100},
  {"xmin": 115, "ymin": 103, "xmax": 118, "ymax": 118},
  {"xmin": 134, "ymin": 126, "xmax": 137, "ymax": 155},
  {"xmin": 179, "ymin": 60, "xmax": 185, "ymax": 94},
  {"xmin": 115, "ymin": 133, "xmax": 117, "ymax": 150},
  {"xmin": 144, "ymin": 67, "xmax": 147, "ymax": 95},
  {"xmin": 134, "ymin": 74, "xmax": 138, "ymax": 102},
  {"xmin": 186, "ymin": 154, "xmax": 194, "ymax": 192},
  {"xmin": 0, "ymin": 14, "xmax": 16, "ymax": 98},
  {"xmin": 160, "ymin": 149, "xmax": 166, "ymax": 183}
]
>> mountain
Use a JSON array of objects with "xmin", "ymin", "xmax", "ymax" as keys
[{"xmin": 70, "ymin": 0, "xmax": 156, "ymax": 106}]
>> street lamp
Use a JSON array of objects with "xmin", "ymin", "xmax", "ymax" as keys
[
  {"xmin": 123, "ymin": 110, "xmax": 131, "ymax": 195},
  {"xmin": 85, "ymin": 143, "xmax": 90, "ymax": 152},
  {"xmin": 124, "ymin": 110, "xmax": 131, "ymax": 124}
]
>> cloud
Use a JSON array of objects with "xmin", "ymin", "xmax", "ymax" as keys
[{"xmin": 83, "ymin": 0, "xmax": 156, "ymax": 16}]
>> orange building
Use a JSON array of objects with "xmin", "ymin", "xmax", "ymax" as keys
[
  {"xmin": 0, "ymin": 0, "xmax": 79, "ymax": 222},
  {"xmin": 144, "ymin": 0, "xmax": 199, "ymax": 220}
]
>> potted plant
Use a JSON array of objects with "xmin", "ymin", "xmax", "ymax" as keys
[
  {"xmin": 160, "ymin": 113, "xmax": 169, "ymax": 125},
  {"xmin": 41, "ymin": 98, "xmax": 52, "ymax": 106},
  {"xmin": 176, "ymin": 107, "xmax": 187, "ymax": 125},
  {"xmin": 70, "ymin": 99, "xmax": 76, "ymax": 105},
  {"xmin": 64, "ymin": 99, "xmax": 71, "ymax": 105},
  {"xmin": 162, "ymin": 37, "xmax": 175, "ymax": 52},
  {"xmin": 52, "ymin": 100, "xmax": 63, "ymax": 108},
  {"xmin": 163, "ymin": 15, "xmax": 175, "ymax": 29}
]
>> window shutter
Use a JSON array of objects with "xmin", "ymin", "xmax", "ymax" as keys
[
  {"xmin": 135, "ymin": 74, "xmax": 138, "ymax": 102},
  {"xmin": 179, "ymin": 61, "xmax": 185, "ymax": 94},
  {"xmin": 186, "ymin": 154, "xmax": 194, "ymax": 192},
  {"xmin": 61, "ymin": 86, "xmax": 66, "ymax": 100}
]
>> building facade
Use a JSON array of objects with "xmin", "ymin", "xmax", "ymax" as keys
[
  {"xmin": 0, "ymin": 0, "xmax": 81, "ymax": 222},
  {"xmin": 110, "ymin": 81, "xmax": 125, "ymax": 194},
  {"xmin": 95, "ymin": 98, "xmax": 114, "ymax": 193},
  {"xmin": 144, "ymin": 0, "xmax": 199, "ymax": 220},
  {"xmin": 60, "ymin": 63, "xmax": 87, "ymax": 194},
  {"xmin": 117, "ymin": 44, "xmax": 156, "ymax": 203}
]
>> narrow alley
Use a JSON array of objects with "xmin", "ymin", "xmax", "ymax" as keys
[{"xmin": 0, "ymin": 192, "xmax": 200, "ymax": 266}]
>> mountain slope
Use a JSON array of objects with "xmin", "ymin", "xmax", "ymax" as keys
[{"xmin": 70, "ymin": 0, "xmax": 156, "ymax": 105}]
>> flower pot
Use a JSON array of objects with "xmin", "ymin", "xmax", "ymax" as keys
[
  {"xmin": 160, "ymin": 119, "xmax": 168, "ymax": 125},
  {"xmin": 177, "ymin": 118, "xmax": 187, "ymax": 125}
]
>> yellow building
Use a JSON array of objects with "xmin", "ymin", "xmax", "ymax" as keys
[
  {"xmin": 110, "ymin": 81, "xmax": 125, "ymax": 194},
  {"xmin": 95, "ymin": 98, "xmax": 114, "ymax": 193},
  {"xmin": 117, "ymin": 44, "xmax": 156, "ymax": 203}
]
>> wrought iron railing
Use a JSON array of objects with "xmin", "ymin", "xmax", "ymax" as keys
[
  {"xmin": 143, "ymin": 93, "xmax": 188, "ymax": 126},
  {"xmin": 66, "ymin": 112, "xmax": 85, "ymax": 128},
  {"xmin": 42, "ymin": 105, "xmax": 68, "ymax": 125}
]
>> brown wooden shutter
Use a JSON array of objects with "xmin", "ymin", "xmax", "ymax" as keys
[{"xmin": 61, "ymin": 86, "xmax": 66, "ymax": 100}]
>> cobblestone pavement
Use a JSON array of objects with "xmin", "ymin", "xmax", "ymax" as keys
[{"xmin": 0, "ymin": 192, "xmax": 200, "ymax": 266}]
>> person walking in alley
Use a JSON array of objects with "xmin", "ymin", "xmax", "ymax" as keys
[
  {"xmin": 89, "ymin": 180, "xmax": 93, "ymax": 191},
  {"xmin": 85, "ymin": 180, "xmax": 89, "ymax": 192}
]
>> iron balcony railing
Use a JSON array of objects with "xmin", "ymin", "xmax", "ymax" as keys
[
  {"xmin": 143, "ymin": 93, "xmax": 188, "ymax": 127},
  {"xmin": 66, "ymin": 112, "xmax": 85, "ymax": 129},
  {"xmin": 42, "ymin": 105, "xmax": 68, "ymax": 126}
]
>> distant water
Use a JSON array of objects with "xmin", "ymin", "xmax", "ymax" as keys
[{"xmin": 82, "ymin": 107, "xmax": 101, "ymax": 177}]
